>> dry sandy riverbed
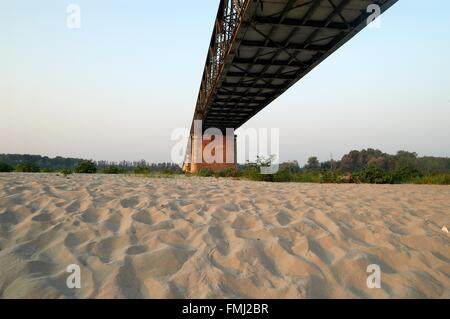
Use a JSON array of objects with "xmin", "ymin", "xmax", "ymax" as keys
[{"xmin": 0, "ymin": 173, "xmax": 449, "ymax": 298}]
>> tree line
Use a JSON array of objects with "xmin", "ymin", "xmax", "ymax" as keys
[
  {"xmin": 238, "ymin": 149, "xmax": 450, "ymax": 184},
  {"xmin": 1, "ymin": 150, "xmax": 449, "ymax": 184},
  {"xmin": 0, "ymin": 154, "xmax": 182, "ymax": 174}
]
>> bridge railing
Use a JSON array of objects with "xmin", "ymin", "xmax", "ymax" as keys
[{"xmin": 194, "ymin": 0, "xmax": 250, "ymax": 123}]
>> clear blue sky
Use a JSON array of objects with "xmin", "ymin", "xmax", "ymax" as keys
[{"xmin": 1, "ymin": 0, "xmax": 449, "ymax": 164}]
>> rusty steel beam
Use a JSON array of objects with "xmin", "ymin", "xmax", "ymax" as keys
[
  {"xmin": 184, "ymin": 0, "xmax": 399, "ymax": 168},
  {"xmin": 251, "ymin": 17, "xmax": 352, "ymax": 30},
  {"xmin": 191, "ymin": 0, "xmax": 252, "ymax": 124}
]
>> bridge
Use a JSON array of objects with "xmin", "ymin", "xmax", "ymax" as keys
[{"xmin": 183, "ymin": 0, "xmax": 398, "ymax": 173}]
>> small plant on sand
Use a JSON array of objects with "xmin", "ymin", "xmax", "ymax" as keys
[
  {"xmin": 61, "ymin": 168, "xmax": 73, "ymax": 177},
  {"xmin": 0, "ymin": 162, "xmax": 14, "ymax": 172},
  {"xmin": 74, "ymin": 160, "xmax": 97, "ymax": 174}
]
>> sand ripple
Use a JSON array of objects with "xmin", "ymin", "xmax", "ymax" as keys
[{"xmin": 0, "ymin": 173, "xmax": 449, "ymax": 298}]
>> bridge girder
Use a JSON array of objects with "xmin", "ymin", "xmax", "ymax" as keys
[
  {"xmin": 189, "ymin": 0, "xmax": 398, "ymax": 132},
  {"xmin": 184, "ymin": 0, "xmax": 399, "ymax": 171}
]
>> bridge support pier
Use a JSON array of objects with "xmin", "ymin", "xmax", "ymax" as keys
[{"xmin": 183, "ymin": 133, "xmax": 237, "ymax": 174}]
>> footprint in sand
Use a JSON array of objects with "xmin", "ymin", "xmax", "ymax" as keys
[
  {"xmin": 132, "ymin": 210, "xmax": 153, "ymax": 225},
  {"xmin": 208, "ymin": 225, "xmax": 229, "ymax": 256},
  {"xmin": 0, "ymin": 210, "xmax": 20, "ymax": 225},
  {"xmin": 120, "ymin": 197, "xmax": 140, "ymax": 208},
  {"xmin": 126, "ymin": 245, "xmax": 147, "ymax": 255},
  {"xmin": 276, "ymin": 212, "xmax": 292, "ymax": 226},
  {"xmin": 66, "ymin": 200, "xmax": 81, "ymax": 213},
  {"xmin": 25, "ymin": 260, "xmax": 57, "ymax": 277},
  {"xmin": 81, "ymin": 210, "xmax": 99, "ymax": 224},
  {"xmin": 64, "ymin": 230, "xmax": 93, "ymax": 248},
  {"xmin": 307, "ymin": 237, "xmax": 335, "ymax": 265},
  {"xmin": 32, "ymin": 212, "xmax": 52, "ymax": 222},
  {"xmin": 104, "ymin": 214, "xmax": 122, "ymax": 233},
  {"xmin": 116, "ymin": 256, "xmax": 147, "ymax": 298}
]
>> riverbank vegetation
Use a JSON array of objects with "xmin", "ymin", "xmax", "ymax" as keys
[{"xmin": 1, "ymin": 150, "xmax": 449, "ymax": 185}]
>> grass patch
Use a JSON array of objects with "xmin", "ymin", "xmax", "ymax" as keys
[
  {"xmin": 101, "ymin": 165, "xmax": 125, "ymax": 174},
  {"xmin": 410, "ymin": 173, "xmax": 450, "ymax": 185}
]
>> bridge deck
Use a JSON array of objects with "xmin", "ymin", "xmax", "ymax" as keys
[{"xmin": 190, "ymin": 0, "xmax": 398, "ymax": 132}]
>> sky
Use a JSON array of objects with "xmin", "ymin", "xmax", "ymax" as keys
[{"xmin": 1, "ymin": 0, "xmax": 449, "ymax": 165}]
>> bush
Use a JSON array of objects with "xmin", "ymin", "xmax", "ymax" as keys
[
  {"xmin": 61, "ymin": 168, "xmax": 73, "ymax": 176},
  {"xmin": 319, "ymin": 171, "xmax": 340, "ymax": 183},
  {"xmin": 134, "ymin": 165, "xmax": 150, "ymax": 174},
  {"xmin": 102, "ymin": 165, "xmax": 123, "ymax": 174},
  {"xmin": 0, "ymin": 162, "xmax": 14, "ymax": 172},
  {"xmin": 197, "ymin": 168, "xmax": 214, "ymax": 177},
  {"xmin": 75, "ymin": 160, "xmax": 97, "ymax": 174},
  {"xmin": 218, "ymin": 168, "xmax": 236, "ymax": 178},
  {"xmin": 15, "ymin": 162, "xmax": 40, "ymax": 173},
  {"xmin": 272, "ymin": 169, "xmax": 294, "ymax": 182},
  {"xmin": 391, "ymin": 166, "xmax": 422, "ymax": 183},
  {"xmin": 240, "ymin": 162, "xmax": 262, "ymax": 180},
  {"xmin": 354, "ymin": 166, "xmax": 392, "ymax": 184}
]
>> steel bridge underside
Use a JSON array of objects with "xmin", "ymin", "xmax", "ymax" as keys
[{"xmin": 191, "ymin": 0, "xmax": 398, "ymax": 132}]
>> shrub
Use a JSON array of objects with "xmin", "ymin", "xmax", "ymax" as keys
[
  {"xmin": 354, "ymin": 166, "xmax": 392, "ymax": 184},
  {"xmin": 197, "ymin": 168, "xmax": 214, "ymax": 177},
  {"xmin": 15, "ymin": 162, "xmax": 40, "ymax": 173},
  {"xmin": 319, "ymin": 171, "xmax": 340, "ymax": 183},
  {"xmin": 75, "ymin": 160, "xmax": 97, "ymax": 174},
  {"xmin": 391, "ymin": 166, "xmax": 422, "ymax": 183},
  {"xmin": 134, "ymin": 165, "xmax": 150, "ymax": 174},
  {"xmin": 61, "ymin": 168, "xmax": 73, "ymax": 176},
  {"xmin": 272, "ymin": 169, "xmax": 294, "ymax": 182},
  {"xmin": 102, "ymin": 165, "xmax": 123, "ymax": 174},
  {"xmin": 218, "ymin": 168, "xmax": 236, "ymax": 178},
  {"xmin": 0, "ymin": 162, "xmax": 14, "ymax": 172},
  {"xmin": 239, "ymin": 163, "xmax": 263, "ymax": 181}
]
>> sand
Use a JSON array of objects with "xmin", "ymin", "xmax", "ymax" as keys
[{"xmin": 0, "ymin": 173, "xmax": 449, "ymax": 299}]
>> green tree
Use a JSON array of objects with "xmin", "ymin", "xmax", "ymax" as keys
[
  {"xmin": 306, "ymin": 156, "xmax": 320, "ymax": 170},
  {"xmin": 0, "ymin": 162, "xmax": 14, "ymax": 172},
  {"xmin": 75, "ymin": 160, "xmax": 97, "ymax": 174}
]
